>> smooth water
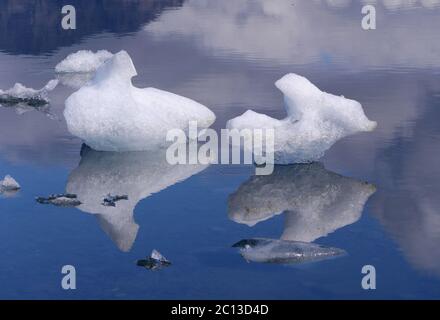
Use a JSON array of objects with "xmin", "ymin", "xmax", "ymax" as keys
[{"xmin": 1, "ymin": 0, "xmax": 440, "ymax": 299}]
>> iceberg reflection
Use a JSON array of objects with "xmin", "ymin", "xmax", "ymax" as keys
[
  {"xmin": 229, "ymin": 163, "xmax": 376, "ymax": 242},
  {"xmin": 66, "ymin": 145, "xmax": 208, "ymax": 252}
]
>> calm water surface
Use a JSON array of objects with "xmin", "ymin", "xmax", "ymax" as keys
[{"xmin": 1, "ymin": 0, "xmax": 440, "ymax": 299}]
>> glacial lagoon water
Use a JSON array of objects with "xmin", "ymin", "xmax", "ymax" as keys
[{"xmin": 1, "ymin": 0, "xmax": 440, "ymax": 299}]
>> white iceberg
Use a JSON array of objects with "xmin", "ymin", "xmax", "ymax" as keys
[
  {"xmin": 55, "ymin": 50, "xmax": 114, "ymax": 73},
  {"xmin": 0, "ymin": 175, "xmax": 21, "ymax": 192},
  {"xmin": 0, "ymin": 79, "xmax": 58, "ymax": 106},
  {"xmin": 228, "ymin": 163, "xmax": 376, "ymax": 242},
  {"xmin": 64, "ymin": 50, "xmax": 216, "ymax": 152},
  {"xmin": 66, "ymin": 145, "xmax": 208, "ymax": 252},
  {"xmin": 233, "ymin": 238, "xmax": 346, "ymax": 264},
  {"xmin": 226, "ymin": 74, "xmax": 377, "ymax": 164}
]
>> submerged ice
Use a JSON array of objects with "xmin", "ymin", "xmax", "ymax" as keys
[
  {"xmin": 233, "ymin": 238, "xmax": 346, "ymax": 264},
  {"xmin": 64, "ymin": 50, "xmax": 216, "ymax": 152},
  {"xmin": 226, "ymin": 74, "xmax": 377, "ymax": 164},
  {"xmin": 228, "ymin": 163, "xmax": 376, "ymax": 242}
]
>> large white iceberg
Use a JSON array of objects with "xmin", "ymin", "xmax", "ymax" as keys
[
  {"xmin": 226, "ymin": 74, "xmax": 377, "ymax": 164},
  {"xmin": 228, "ymin": 163, "xmax": 376, "ymax": 242},
  {"xmin": 55, "ymin": 50, "xmax": 114, "ymax": 73},
  {"xmin": 66, "ymin": 145, "xmax": 208, "ymax": 252},
  {"xmin": 64, "ymin": 50, "xmax": 216, "ymax": 152}
]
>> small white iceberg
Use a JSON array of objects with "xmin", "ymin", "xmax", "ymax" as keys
[
  {"xmin": 55, "ymin": 50, "xmax": 114, "ymax": 73},
  {"xmin": 64, "ymin": 50, "xmax": 216, "ymax": 152},
  {"xmin": 226, "ymin": 74, "xmax": 377, "ymax": 164},
  {"xmin": 0, "ymin": 175, "xmax": 21, "ymax": 192},
  {"xmin": 0, "ymin": 80, "xmax": 58, "ymax": 107}
]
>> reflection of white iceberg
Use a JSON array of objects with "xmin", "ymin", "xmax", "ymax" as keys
[
  {"xmin": 229, "ymin": 163, "xmax": 376, "ymax": 242},
  {"xmin": 233, "ymin": 238, "xmax": 346, "ymax": 264},
  {"xmin": 66, "ymin": 146, "xmax": 207, "ymax": 252},
  {"xmin": 227, "ymin": 74, "xmax": 376, "ymax": 164},
  {"xmin": 64, "ymin": 50, "xmax": 216, "ymax": 152}
]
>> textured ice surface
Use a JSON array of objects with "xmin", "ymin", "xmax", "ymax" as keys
[
  {"xmin": 55, "ymin": 50, "xmax": 114, "ymax": 73},
  {"xmin": 229, "ymin": 163, "xmax": 376, "ymax": 242},
  {"xmin": 226, "ymin": 74, "xmax": 377, "ymax": 164},
  {"xmin": 0, "ymin": 79, "xmax": 58, "ymax": 107},
  {"xmin": 66, "ymin": 145, "xmax": 208, "ymax": 252},
  {"xmin": 0, "ymin": 175, "xmax": 20, "ymax": 191},
  {"xmin": 233, "ymin": 238, "xmax": 346, "ymax": 264},
  {"xmin": 64, "ymin": 50, "xmax": 216, "ymax": 152}
]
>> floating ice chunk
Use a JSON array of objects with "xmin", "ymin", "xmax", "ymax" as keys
[
  {"xmin": 36, "ymin": 194, "xmax": 81, "ymax": 207},
  {"xmin": 137, "ymin": 249, "xmax": 171, "ymax": 270},
  {"xmin": 226, "ymin": 74, "xmax": 377, "ymax": 164},
  {"xmin": 64, "ymin": 50, "xmax": 216, "ymax": 152},
  {"xmin": 0, "ymin": 79, "xmax": 58, "ymax": 107},
  {"xmin": 55, "ymin": 50, "xmax": 114, "ymax": 73},
  {"xmin": 0, "ymin": 175, "xmax": 21, "ymax": 191},
  {"xmin": 66, "ymin": 145, "xmax": 208, "ymax": 252},
  {"xmin": 233, "ymin": 238, "xmax": 346, "ymax": 264},
  {"xmin": 228, "ymin": 163, "xmax": 375, "ymax": 242}
]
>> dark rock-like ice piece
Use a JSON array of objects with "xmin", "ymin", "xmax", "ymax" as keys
[
  {"xmin": 137, "ymin": 250, "xmax": 171, "ymax": 270},
  {"xmin": 36, "ymin": 193, "xmax": 81, "ymax": 207},
  {"xmin": 101, "ymin": 194, "xmax": 128, "ymax": 207},
  {"xmin": 233, "ymin": 238, "xmax": 346, "ymax": 264}
]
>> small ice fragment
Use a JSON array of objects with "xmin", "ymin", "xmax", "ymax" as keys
[
  {"xmin": 137, "ymin": 249, "xmax": 171, "ymax": 270},
  {"xmin": 0, "ymin": 175, "xmax": 21, "ymax": 191},
  {"xmin": 226, "ymin": 73, "xmax": 377, "ymax": 164},
  {"xmin": 55, "ymin": 50, "xmax": 114, "ymax": 73},
  {"xmin": 233, "ymin": 238, "xmax": 346, "ymax": 264},
  {"xmin": 101, "ymin": 194, "xmax": 129, "ymax": 207},
  {"xmin": 0, "ymin": 79, "xmax": 58, "ymax": 107},
  {"xmin": 36, "ymin": 193, "xmax": 81, "ymax": 207},
  {"xmin": 64, "ymin": 50, "xmax": 216, "ymax": 152}
]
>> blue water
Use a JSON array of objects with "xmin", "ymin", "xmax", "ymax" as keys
[{"xmin": 1, "ymin": 0, "xmax": 440, "ymax": 299}]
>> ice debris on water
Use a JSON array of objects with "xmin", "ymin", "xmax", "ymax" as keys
[
  {"xmin": 232, "ymin": 238, "xmax": 346, "ymax": 264},
  {"xmin": 0, "ymin": 175, "xmax": 21, "ymax": 193},
  {"xmin": 226, "ymin": 73, "xmax": 377, "ymax": 164},
  {"xmin": 137, "ymin": 250, "xmax": 171, "ymax": 270},
  {"xmin": 0, "ymin": 79, "xmax": 58, "ymax": 108},
  {"xmin": 63, "ymin": 50, "xmax": 216, "ymax": 152},
  {"xmin": 35, "ymin": 194, "xmax": 81, "ymax": 207},
  {"xmin": 55, "ymin": 50, "xmax": 114, "ymax": 73},
  {"xmin": 101, "ymin": 194, "xmax": 128, "ymax": 207}
]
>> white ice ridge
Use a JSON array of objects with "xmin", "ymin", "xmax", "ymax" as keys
[
  {"xmin": 64, "ymin": 50, "xmax": 216, "ymax": 152},
  {"xmin": 55, "ymin": 50, "xmax": 114, "ymax": 73},
  {"xmin": 226, "ymin": 74, "xmax": 377, "ymax": 164},
  {"xmin": 0, "ymin": 79, "xmax": 58, "ymax": 103},
  {"xmin": 0, "ymin": 175, "xmax": 21, "ymax": 192},
  {"xmin": 228, "ymin": 163, "xmax": 376, "ymax": 242},
  {"xmin": 66, "ymin": 146, "xmax": 208, "ymax": 252}
]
